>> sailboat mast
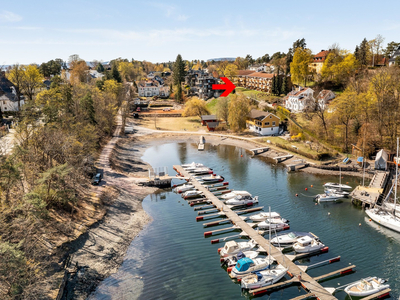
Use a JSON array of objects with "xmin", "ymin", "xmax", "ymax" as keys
[
  {"xmin": 362, "ymin": 128, "xmax": 366, "ymax": 187},
  {"xmin": 395, "ymin": 137, "xmax": 399, "ymax": 216},
  {"xmin": 269, "ymin": 206, "xmax": 271, "ymax": 264}
]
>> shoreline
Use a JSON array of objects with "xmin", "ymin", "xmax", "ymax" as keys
[{"xmin": 61, "ymin": 123, "xmax": 372, "ymax": 299}]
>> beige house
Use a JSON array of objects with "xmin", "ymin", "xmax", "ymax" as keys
[
  {"xmin": 309, "ymin": 50, "xmax": 330, "ymax": 74},
  {"xmin": 246, "ymin": 109, "xmax": 280, "ymax": 136},
  {"xmin": 233, "ymin": 71, "xmax": 274, "ymax": 93}
]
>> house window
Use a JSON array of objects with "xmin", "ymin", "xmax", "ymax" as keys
[
  {"xmin": 265, "ymin": 122, "xmax": 270, "ymax": 126},
  {"xmin": 259, "ymin": 128, "xmax": 261, "ymax": 131},
  {"xmin": 272, "ymin": 121, "xmax": 276, "ymax": 126},
  {"xmin": 270, "ymin": 116, "xmax": 272, "ymax": 118}
]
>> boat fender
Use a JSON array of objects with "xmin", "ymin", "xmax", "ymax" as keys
[
  {"xmin": 196, "ymin": 216, "xmax": 204, "ymax": 221},
  {"xmin": 305, "ymin": 188, "xmax": 308, "ymax": 191},
  {"xmin": 296, "ymin": 194, "xmax": 298, "ymax": 197},
  {"xmin": 311, "ymin": 185, "xmax": 313, "ymax": 188},
  {"xmin": 217, "ymin": 248, "xmax": 222, "ymax": 254},
  {"xmin": 211, "ymin": 239, "xmax": 219, "ymax": 244},
  {"xmin": 227, "ymin": 267, "xmax": 233, "ymax": 273}
]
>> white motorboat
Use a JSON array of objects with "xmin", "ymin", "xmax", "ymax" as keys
[
  {"xmin": 249, "ymin": 212, "xmax": 289, "ymax": 223},
  {"xmin": 293, "ymin": 236, "xmax": 325, "ymax": 253},
  {"xmin": 270, "ymin": 232, "xmax": 316, "ymax": 246},
  {"xmin": 219, "ymin": 240, "xmax": 257, "ymax": 257},
  {"xmin": 182, "ymin": 190, "xmax": 203, "ymax": 199},
  {"xmin": 225, "ymin": 195, "xmax": 258, "ymax": 206},
  {"xmin": 199, "ymin": 174, "xmax": 224, "ymax": 183},
  {"xmin": 325, "ymin": 188, "xmax": 350, "ymax": 198},
  {"xmin": 182, "ymin": 162, "xmax": 204, "ymax": 169},
  {"xmin": 221, "ymin": 251, "xmax": 259, "ymax": 268},
  {"xmin": 220, "ymin": 191, "xmax": 252, "ymax": 201},
  {"xmin": 188, "ymin": 167, "xmax": 213, "ymax": 175},
  {"xmin": 230, "ymin": 257, "xmax": 274, "ymax": 279},
  {"xmin": 323, "ymin": 182, "xmax": 352, "ymax": 190},
  {"xmin": 344, "ymin": 277, "xmax": 389, "ymax": 297},
  {"xmin": 315, "ymin": 190, "xmax": 343, "ymax": 202},
  {"xmin": 241, "ymin": 264, "xmax": 288, "ymax": 290},
  {"xmin": 175, "ymin": 184, "xmax": 194, "ymax": 193},
  {"xmin": 257, "ymin": 221, "xmax": 289, "ymax": 230}
]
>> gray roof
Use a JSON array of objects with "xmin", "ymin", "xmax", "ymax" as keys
[
  {"xmin": 201, "ymin": 115, "xmax": 217, "ymax": 121},
  {"xmin": 389, "ymin": 46, "xmax": 400, "ymax": 62},
  {"xmin": 0, "ymin": 75, "xmax": 18, "ymax": 101}
]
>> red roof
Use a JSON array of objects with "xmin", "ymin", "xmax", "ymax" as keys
[
  {"xmin": 237, "ymin": 70, "xmax": 256, "ymax": 76},
  {"xmin": 246, "ymin": 72, "xmax": 274, "ymax": 79},
  {"xmin": 313, "ymin": 50, "xmax": 330, "ymax": 63}
]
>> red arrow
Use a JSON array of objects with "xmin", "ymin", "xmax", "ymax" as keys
[{"xmin": 212, "ymin": 77, "xmax": 236, "ymax": 97}]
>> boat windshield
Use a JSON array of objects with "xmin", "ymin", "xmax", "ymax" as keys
[{"xmin": 288, "ymin": 233, "xmax": 296, "ymax": 238}]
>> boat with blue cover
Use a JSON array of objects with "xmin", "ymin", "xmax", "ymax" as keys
[{"xmin": 230, "ymin": 257, "xmax": 274, "ymax": 279}]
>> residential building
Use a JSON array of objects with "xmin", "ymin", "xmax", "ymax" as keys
[
  {"xmin": 389, "ymin": 46, "xmax": 400, "ymax": 66},
  {"xmin": 248, "ymin": 63, "xmax": 275, "ymax": 73},
  {"xmin": 185, "ymin": 70, "xmax": 222, "ymax": 99},
  {"xmin": 233, "ymin": 71, "xmax": 274, "ymax": 93},
  {"xmin": 316, "ymin": 90, "xmax": 335, "ymax": 110},
  {"xmin": 137, "ymin": 80, "xmax": 170, "ymax": 98},
  {"xmin": 309, "ymin": 50, "xmax": 330, "ymax": 74},
  {"xmin": 0, "ymin": 74, "xmax": 25, "ymax": 112},
  {"xmin": 284, "ymin": 87, "xmax": 315, "ymax": 112},
  {"xmin": 246, "ymin": 109, "xmax": 280, "ymax": 136}
]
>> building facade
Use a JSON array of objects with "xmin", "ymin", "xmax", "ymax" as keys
[
  {"xmin": 246, "ymin": 109, "xmax": 280, "ymax": 136},
  {"xmin": 0, "ymin": 74, "xmax": 25, "ymax": 112},
  {"xmin": 309, "ymin": 50, "xmax": 330, "ymax": 74},
  {"xmin": 284, "ymin": 87, "xmax": 314, "ymax": 112},
  {"xmin": 137, "ymin": 80, "xmax": 170, "ymax": 98},
  {"xmin": 234, "ymin": 71, "xmax": 274, "ymax": 93},
  {"xmin": 389, "ymin": 46, "xmax": 400, "ymax": 66}
]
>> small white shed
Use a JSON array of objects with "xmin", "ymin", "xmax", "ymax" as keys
[{"xmin": 375, "ymin": 149, "xmax": 388, "ymax": 170}]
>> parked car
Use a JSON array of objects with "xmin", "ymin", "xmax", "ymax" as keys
[
  {"xmin": 92, "ymin": 173, "xmax": 102, "ymax": 185},
  {"xmin": 163, "ymin": 107, "xmax": 171, "ymax": 111}
]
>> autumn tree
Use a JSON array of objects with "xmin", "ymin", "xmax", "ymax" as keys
[
  {"xmin": 384, "ymin": 41, "xmax": 400, "ymax": 58},
  {"xmin": 182, "ymin": 97, "xmax": 210, "ymax": 118},
  {"xmin": 216, "ymin": 97, "xmax": 229, "ymax": 122},
  {"xmin": 6, "ymin": 64, "xmax": 24, "ymax": 110},
  {"xmin": 290, "ymin": 48, "xmax": 313, "ymax": 86},
  {"xmin": 21, "ymin": 65, "xmax": 44, "ymax": 101},
  {"xmin": 228, "ymin": 94, "xmax": 250, "ymax": 132},
  {"xmin": 321, "ymin": 51, "xmax": 358, "ymax": 85},
  {"xmin": 70, "ymin": 60, "xmax": 89, "ymax": 84},
  {"xmin": 223, "ymin": 63, "xmax": 238, "ymax": 79}
]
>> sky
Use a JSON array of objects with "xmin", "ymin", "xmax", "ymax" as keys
[{"xmin": 1, "ymin": 0, "xmax": 400, "ymax": 65}]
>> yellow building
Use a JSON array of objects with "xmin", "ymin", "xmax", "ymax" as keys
[
  {"xmin": 309, "ymin": 50, "xmax": 330, "ymax": 74},
  {"xmin": 246, "ymin": 109, "xmax": 280, "ymax": 136}
]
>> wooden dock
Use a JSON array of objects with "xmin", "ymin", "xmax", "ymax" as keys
[
  {"xmin": 350, "ymin": 171, "xmax": 389, "ymax": 207},
  {"xmin": 274, "ymin": 154, "xmax": 293, "ymax": 163},
  {"xmin": 250, "ymin": 147, "xmax": 269, "ymax": 155},
  {"xmin": 174, "ymin": 165, "xmax": 338, "ymax": 300}
]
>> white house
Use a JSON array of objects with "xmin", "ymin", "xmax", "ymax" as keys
[
  {"xmin": 284, "ymin": 87, "xmax": 314, "ymax": 113},
  {"xmin": 316, "ymin": 90, "xmax": 335, "ymax": 110},
  {"xmin": 248, "ymin": 63, "xmax": 275, "ymax": 73},
  {"xmin": 0, "ymin": 75, "xmax": 25, "ymax": 112},
  {"xmin": 389, "ymin": 46, "xmax": 400, "ymax": 66},
  {"xmin": 137, "ymin": 80, "xmax": 170, "ymax": 98}
]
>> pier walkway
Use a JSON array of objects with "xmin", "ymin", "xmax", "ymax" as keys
[
  {"xmin": 174, "ymin": 165, "xmax": 337, "ymax": 300},
  {"xmin": 350, "ymin": 171, "xmax": 389, "ymax": 207}
]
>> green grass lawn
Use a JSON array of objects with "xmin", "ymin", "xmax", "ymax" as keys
[{"xmin": 206, "ymin": 98, "xmax": 219, "ymax": 115}]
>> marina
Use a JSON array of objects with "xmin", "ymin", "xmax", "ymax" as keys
[{"xmin": 90, "ymin": 142, "xmax": 400, "ymax": 300}]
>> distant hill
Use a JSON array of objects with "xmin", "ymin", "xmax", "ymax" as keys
[{"xmin": 207, "ymin": 58, "xmax": 236, "ymax": 62}]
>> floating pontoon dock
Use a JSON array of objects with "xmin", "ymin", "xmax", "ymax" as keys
[
  {"xmin": 174, "ymin": 165, "xmax": 339, "ymax": 300},
  {"xmin": 350, "ymin": 171, "xmax": 390, "ymax": 207}
]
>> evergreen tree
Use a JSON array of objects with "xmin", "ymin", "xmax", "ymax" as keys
[
  {"xmin": 285, "ymin": 48, "xmax": 293, "ymax": 75},
  {"xmin": 175, "ymin": 84, "xmax": 183, "ymax": 103},
  {"xmin": 277, "ymin": 75, "xmax": 283, "ymax": 95},
  {"xmin": 358, "ymin": 38, "xmax": 368, "ymax": 66},
  {"xmin": 354, "ymin": 45, "xmax": 360, "ymax": 60},
  {"xmin": 271, "ymin": 75, "xmax": 276, "ymax": 95},
  {"xmin": 111, "ymin": 63, "xmax": 122, "ymax": 83},
  {"xmin": 173, "ymin": 54, "xmax": 186, "ymax": 86},
  {"xmin": 80, "ymin": 92, "xmax": 96, "ymax": 124},
  {"xmin": 97, "ymin": 63, "xmax": 105, "ymax": 73},
  {"xmin": 281, "ymin": 76, "xmax": 289, "ymax": 95}
]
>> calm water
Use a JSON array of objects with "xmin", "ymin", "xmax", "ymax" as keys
[{"xmin": 89, "ymin": 142, "xmax": 400, "ymax": 300}]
